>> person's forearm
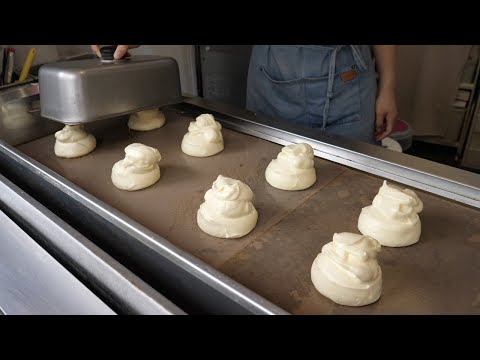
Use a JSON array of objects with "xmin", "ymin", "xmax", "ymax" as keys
[{"xmin": 373, "ymin": 45, "xmax": 396, "ymax": 93}]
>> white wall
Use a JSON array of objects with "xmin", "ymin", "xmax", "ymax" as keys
[{"xmin": 396, "ymin": 45, "xmax": 471, "ymax": 140}]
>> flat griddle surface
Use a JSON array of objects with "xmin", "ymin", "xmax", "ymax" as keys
[{"xmin": 18, "ymin": 110, "xmax": 480, "ymax": 314}]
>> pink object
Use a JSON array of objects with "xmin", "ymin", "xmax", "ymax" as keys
[
  {"xmin": 389, "ymin": 119, "xmax": 413, "ymax": 151},
  {"xmin": 393, "ymin": 119, "xmax": 409, "ymax": 133}
]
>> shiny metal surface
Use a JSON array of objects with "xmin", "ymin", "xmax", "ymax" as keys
[
  {"xmin": 178, "ymin": 97, "xmax": 480, "ymax": 209},
  {"xmin": 199, "ymin": 45, "xmax": 252, "ymax": 108},
  {"xmin": 0, "ymin": 75, "xmax": 36, "ymax": 91},
  {"xmin": 39, "ymin": 56, "xmax": 183, "ymax": 124},
  {"xmin": 0, "ymin": 82, "xmax": 62, "ymax": 145},
  {"xmin": 0, "ymin": 139, "xmax": 288, "ymax": 315},
  {"xmin": 0, "ymin": 174, "xmax": 185, "ymax": 315},
  {"xmin": 0, "ymin": 209, "xmax": 115, "ymax": 315}
]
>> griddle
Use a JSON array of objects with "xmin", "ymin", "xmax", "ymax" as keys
[{"xmin": 17, "ymin": 109, "xmax": 480, "ymax": 314}]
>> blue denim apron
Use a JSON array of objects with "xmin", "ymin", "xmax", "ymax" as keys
[{"xmin": 246, "ymin": 45, "xmax": 377, "ymax": 144}]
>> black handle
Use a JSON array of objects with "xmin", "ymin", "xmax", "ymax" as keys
[{"xmin": 100, "ymin": 45, "xmax": 119, "ymax": 61}]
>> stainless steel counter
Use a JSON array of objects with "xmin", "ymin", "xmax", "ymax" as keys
[
  {"xmin": 0, "ymin": 82, "xmax": 62, "ymax": 146},
  {"xmin": 0, "ymin": 208, "xmax": 115, "ymax": 315},
  {"xmin": 0, "ymin": 173, "xmax": 185, "ymax": 315},
  {"xmin": 1, "ymin": 97, "xmax": 478, "ymax": 314}
]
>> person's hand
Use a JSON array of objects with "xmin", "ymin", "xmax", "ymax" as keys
[
  {"xmin": 90, "ymin": 45, "xmax": 140, "ymax": 59},
  {"xmin": 375, "ymin": 87, "xmax": 398, "ymax": 142}
]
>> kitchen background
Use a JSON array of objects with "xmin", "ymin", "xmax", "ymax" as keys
[{"xmin": 1, "ymin": 44, "xmax": 479, "ymax": 172}]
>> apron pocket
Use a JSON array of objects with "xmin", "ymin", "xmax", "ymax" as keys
[{"xmin": 259, "ymin": 65, "xmax": 305, "ymax": 121}]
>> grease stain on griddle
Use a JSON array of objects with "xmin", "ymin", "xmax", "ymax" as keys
[
  {"xmin": 467, "ymin": 234, "xmax": 480, "ymax": 245},
  {"xmin": 337, "ymin": 190, "xmax": 350, "ymax": 199}
]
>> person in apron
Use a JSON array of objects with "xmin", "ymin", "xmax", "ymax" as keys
[{"xmin": 246, "ymin": 45, "xmax": 398, "ymax": 145}]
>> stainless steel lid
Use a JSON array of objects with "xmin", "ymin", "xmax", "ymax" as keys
[{"xmin": 39, "ymin": 49, "xmax": 183, "ymax": 124}]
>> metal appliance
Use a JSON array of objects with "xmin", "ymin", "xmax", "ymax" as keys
[{"xmin": 39, "ymin": 46, "xmax": 183, "ymax": 124}]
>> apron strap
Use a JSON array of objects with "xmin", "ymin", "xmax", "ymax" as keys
[
  {"xmin": 322, "ymin": 46, "xmax": 342, "ymax": 129},
  {"xmin": 322, "ymin": 45, "xmax": 368, "ymax": 129},
  {"xmin": 349, "ymin": 45, "xmax": 368, "ymax": 71}
]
